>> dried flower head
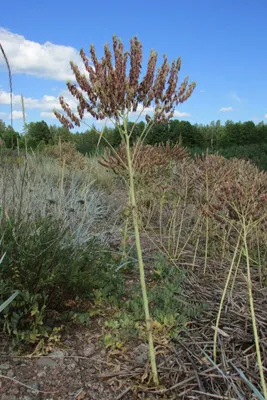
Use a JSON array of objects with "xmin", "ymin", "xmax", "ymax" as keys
[
  {"xmin": 204, "ymin": 158, "xmax": 267, "ymax": 226},
  {"xmin": 44, "ymin": 142, "xmax": 88, "ymax": 170},
  {"xmin": 54, "ymin": 36, "xmax": 196, "ymax": 127},
  {"xmin": 98, "ymin": 141, "xmax": 189, "ymax": 178}
]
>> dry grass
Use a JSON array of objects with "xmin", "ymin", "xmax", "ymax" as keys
[
  {"xmin": 100, "ymin": 150, "xmax": 267, "ymax": 398},
  {"xmin": 43, "ymin": 141, "xmax": 89, "ymax": 170},
  {"xmin": 0, "ymin": 153, "xmax": 115, "ymax": 245},
  {"xmin": 1, "ymin": 143, "xmax": 267, "ymax": 398}
]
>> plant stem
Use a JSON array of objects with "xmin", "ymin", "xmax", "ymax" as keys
[
  {"xmin": 204, "ymin": 216, "xmax": 209, "ymax": 275},
  {"xmin": 123, "ymin": 122, "xmax": 159, "ymax": 386},
  {"xmin": 58, "ymin": 158, "xmax": 66, "ymax": 217},
  {"xmin": 213, "ymin": 233, "xmax": 241, "ymax": 362},
  {"xmin": 255, "ymin": 226, "xmax": 262, "ymax": 286},
  {"xmin": 121, "ymin": 199, "xmax": 130, "ymax": 261},
  {"xmin": 204, "ymin": 170, "xmax": 209, "ymax": 275},
  {"xmin": 243, "ymin": 222, "xmax": 267, "ymax": 399}
]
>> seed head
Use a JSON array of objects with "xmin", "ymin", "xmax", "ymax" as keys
[{"xmin": 54, "ymin": 35, "xmax": 196, "ymax": 126}]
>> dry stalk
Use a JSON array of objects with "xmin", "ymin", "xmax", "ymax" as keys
[{"xmin": 0, "ymin": 42, "xmax": 13, "ymax": 131}]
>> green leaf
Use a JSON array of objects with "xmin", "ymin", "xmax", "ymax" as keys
[{"xmin": 0, "ymin": 291, "xmax": 19, "ymax": 313}]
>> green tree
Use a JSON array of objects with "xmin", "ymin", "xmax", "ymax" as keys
[
  {"xmin": 75, "ymin": 128, "xmax": 100, "ymax": 155},
  {"xmin": 1, "ymin": 125, "xmax": 20, "ymax": 148},
  {"xmin": 177, "ymin": 120, "xmax": 200, "ymax": 147},
  {"xmin": 27, "ymin": 121, "xmax": 52, "ymax": 147},
  {"xmin": 146, "ymin": 122, "xmax": 169, "ymax": 145},
  {"xmin": 49, "ymin": 124, "xmax": 73, "ymax": 143},
  {"xmin": 0, "ymin": 119, "xmax": 6, "ymax": 136},
  {"xmin": 240, "ymin": 120, "xmax": 256, "ymax": 144},
  {"xmin": 109, "ymin": 124, "xmax": 122, "ymax": 147},
  {"xmin": 194, "ymin": 123, "xmax": 211, "ymax": 148},
  {"xmin": 128, "ymin": 121, "xmax": 145, "ymax": 145},
  {"xmin": 256, "ymin": 121, "xmax": 267, "ymax": 143},
  {"xmin": 222, "ymin": 120, "xmax": 241, "ymax": 146}
]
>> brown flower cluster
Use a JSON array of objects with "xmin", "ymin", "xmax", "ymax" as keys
[
  {"xmin": 54, "ymin": 36, "xmax": 196, "ymax": 128},
  {"xmin": 98, "ymin": 141, "xmax": 189, "ymax": 177},
  {"xmin": 203, "ymin": 159, "xmax": 267, "ymax": 225},
  {"xmin": 44, "ymin": 142, "xmax": 88, "ymax": 170},
  {"xmin": 193, "ymin": 154, "xmax": 235, "ymax": 207}
]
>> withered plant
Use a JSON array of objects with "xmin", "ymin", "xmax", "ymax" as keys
[
  {"xmin": 99, "ymin": 141, "xmax": 189, "ymax": 178},
  {"xmin": 44, "ymin": 141, "xmax": 88, "ymax": 171},
  {"xmin": 142, "ymin": 157, "xmax": 200, "ymax": 265},
  {"xmin": 0, "ymin": 42, "xmax": 13, "ymax": 148},
  {"xmin": 207, "ymin": 159, "xmax": 267, "ymax": 398},
  {"xmin": 194, "ymin": 154, "xmax": 236, "ymax": 275},
  {"xmin": 54, "ymin": 35, "xmax": 196, "ymax": 385}
]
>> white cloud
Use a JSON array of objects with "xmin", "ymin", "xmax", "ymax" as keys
[
  {"xmin": 9, "ymin": 110, "xmax": 26, "ymax": 120},
  {"xmin": 128, "ymin": 104, "xmax": 154, "ymax": 119},
  {"xmin": 0, "ymin": 89, "xmax": 78, "ymax": 113},
  {"xmin": 173, "ymin": 110, "xmax": 191, "ymax": 118},
  {"xmin": 264, "ymin": 114, "xmax": 267, "ymax": 119},
  {"xmin": 220, "ymin": 107, "xmax": 233, "ymax": 112},
  {"xmin": 0, "ymin": 28, "xmax": 85, "ymax": 81},
  {"xmin": 40, "ymin": 111, "xmax": 57, "ymax": 119},
  {"xmin": 0, "ymin": 111, "xmax": 7, "ymax": 117},
  {"xmin": 230, "ymin": 92, "xmax": 241, "ymax": 102},
  {"xmin": 126, "ymin": 106, "xmax": 191, "ymax": 121}
]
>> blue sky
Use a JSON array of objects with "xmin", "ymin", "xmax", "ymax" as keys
[{"xmin": 0, "ymin": 0, "xmax": 267, "ymax": 132}]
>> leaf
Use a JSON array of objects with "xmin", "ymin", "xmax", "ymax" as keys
[
  {"xmin": 30, "ymin": 304, "xmax": 39, "ymax": 316},
  {"xmin": 0, "ymin": 291, "xmax": 19, "ymax": 313},
  {"xmin": 0, "ymin": 251, "xmax": 6, "ymax": 264},
  {"xmin": 230, "ymin": 362, "xmax": 266, "ymax": 400},
  {"xmin": 29, "ymin": 332, "xmax": 38, "ymax": 341}
]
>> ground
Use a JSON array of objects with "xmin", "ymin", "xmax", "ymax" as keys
[
  {"xmin": 1, "ymin": 269, "xmax": 267, "ymax": 399},
  {"xmin": 1, "ymin": 151, "xmax": 267, "ymax": 399}
]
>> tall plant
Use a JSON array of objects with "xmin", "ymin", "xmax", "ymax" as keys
[
  {"xmin": 54, "ymin": 35, "xmax": 195, "ymax": 385},
  {"xmin": 0, "ymin": 42, "xmax": 13, "ymax": 147},
  {"xmin": 208, "ymin": 162, "xmax": 267, "ymax": 398}
]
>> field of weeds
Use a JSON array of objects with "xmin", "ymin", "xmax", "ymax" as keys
[
  {"xmin": 1, "ymin": 31, "xmax": 267, "ymax": 399},
  {"xmin": 1, "ymin": 143, "xmax": 267, "ymax": 399}
]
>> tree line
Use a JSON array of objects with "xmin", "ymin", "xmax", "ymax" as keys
[{"xmin": 1, "ymin": 118, "xmax": 267, "ymax": 168}]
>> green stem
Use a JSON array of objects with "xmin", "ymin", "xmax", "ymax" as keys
[
  {"xmin": 213, "ymin": 233, "xmax": 241, "ymax": 362},
  {"xmin": 123, "ymin": 123, "xmax": 159, "ymax": 386},
  {"xmin": 121, "ymin": 199, "xmax": 130, "ymax": 261},
  {"xmin": 204, "ymin": 216, "xmax": 209, "ymax": 275},
  {"xmin": 204, "ymin": 170, "xmax": 209, "ymax": 275},
  {"xmin": 230, "ymin": 246, "xmax": 243, "ymax": 297},
  {"xmin": 255, "ymin": 226, "xmax": 262, "ymax": 286}
]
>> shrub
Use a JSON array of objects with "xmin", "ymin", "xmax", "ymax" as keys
[
  {"xmin": 43, "ymin": 142, "xmax": 88, "ymax": 170},
  {"xmin": 102, "ymin": 254, "xmax": 205, "ymax": 346},
  {"xmin": 99, "ymin": 141, "xmax": 189, "ymax": 179},
  {"xmin": 189, "ymin": 143, "xmax": 267, "ymax": 172},
  {"xmin": 0, "ymin": 217, "xmax": 123, "ymax": 347}
]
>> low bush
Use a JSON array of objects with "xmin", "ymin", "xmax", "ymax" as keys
[
  {"xmin": 101, "ymin": 254, "xmax": 205, "ymax": 348},
  {"xmin": 189, "ymin": 143, "xmax": 267, "ymax": 171},
  {"xmin": 43, "ymin": 142, "xmax": 88, "ymax": 170},
  {"xmin": 0, "ymin": 217, "xmax": 123, "ymax": 348}
]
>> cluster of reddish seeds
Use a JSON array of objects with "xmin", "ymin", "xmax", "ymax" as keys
[
  {"xmin": 54, "ymin": 36, "xmax": 196, "ymax": 128},
  {"xmin": 98, "ymin": 141, "xmax": 189, "ymax": 177},
  {"xmin": 44, "ymin": 142, "xmax": 87, "ymax": 170},
  {"xmin": 195, "ymin": 157, "xmax": 267, "ymax": 225},
  {"xmin": 193, "ymin": 154, "xmax": 235, "ymax": 207},
  {"xmin": 212, "ymin": 177, "xmax": 267, "ymax": 224}
]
